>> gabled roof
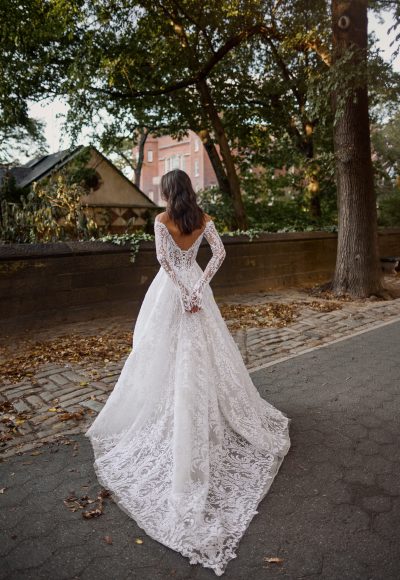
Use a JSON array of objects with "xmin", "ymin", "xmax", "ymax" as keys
[
  {"xmin": 87, "ymin": 146, "xmax": 158, "ymax": 207},
  {"xmin": 16, "ymin": 146, "xmax": 85, "ymax": 188},
  {"xmin": 1, "ymin": 145, "xmax": 157, "ymax": 208}
]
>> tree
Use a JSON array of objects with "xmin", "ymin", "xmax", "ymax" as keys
[
  {"xmin": 0, "ymin": 0, "xmax": 82, "ymax": 161},
  {"xmin": 64, "ymin": 0, "xmax": 266, "ymax": 228},
  {"xmin": 1, "ymin": 0, "xmax": 398, "ymax": 242},
  {"xmin": 331, "ymin": 0, "xmax": 382, "ymax": 296}
]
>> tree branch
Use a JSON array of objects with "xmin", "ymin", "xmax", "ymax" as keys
[{"xmin": 87, "ymin": 23, "xmax": 277, "ymax": 101}]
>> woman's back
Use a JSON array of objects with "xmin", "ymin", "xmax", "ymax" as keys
[{"xmin": 156, "ymin": 210, "xmax": 212, "ymax": 251}]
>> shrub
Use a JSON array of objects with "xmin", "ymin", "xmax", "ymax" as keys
[{"xmin": 0, "ymin": 173, "xmax": 102, "ymax": 243}]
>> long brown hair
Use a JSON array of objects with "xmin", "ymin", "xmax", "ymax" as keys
[{"xmin": 160, "ymin": 169, "xmax": 205, "ymax": 234}]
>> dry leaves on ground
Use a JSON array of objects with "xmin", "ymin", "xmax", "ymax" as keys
[
  {"xmin": 63, "ymin": 488, "xmax": 111, "ymax": 519},
  {"xmin": 305, "ymin": 300, "xmax": 343, "ymax": 313},
  {"xmin": 0, "ymin": 401, "xmax": 31, "ymax": 445},
  {"xmin": 219, "ymin": 299, "xmax": 343, "ymax": 331},
  {"xmin": 305, "ymin": 286, "xmax": 357, "ymax": 302},
  {"xmin": 48, "ymin": 407, "xmax": 88, "ymax": 422},
  {"xmin": 220, "ymin": 302, "xmax": 300, "ymax": 331},
  {"xmin": 0, "ymin": 298, "xmax": 345, "ymax": 384},
  {"xmin": 0, "ymin": 331, "xmax": 133, "ymax": 385}
]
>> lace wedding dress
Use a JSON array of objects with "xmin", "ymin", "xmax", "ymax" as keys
[{"xmin": 85, "ymin": 217, "xmax": 291, "ymax": 576}]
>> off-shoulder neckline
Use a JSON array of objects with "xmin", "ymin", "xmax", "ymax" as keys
[{"xmin": 155, "ymin": 219, "xmax": 213, "ymax": 253}]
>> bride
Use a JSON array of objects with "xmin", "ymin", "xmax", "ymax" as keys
[{"xmin": 85, "ymin": 169, "xmax": 291, "ymax": 576}]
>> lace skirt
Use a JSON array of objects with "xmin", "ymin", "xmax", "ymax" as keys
[{"xmin": 85, "ymin": 265, "xmax": 291, "ymax": 576}]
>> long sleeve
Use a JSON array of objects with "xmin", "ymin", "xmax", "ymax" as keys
[
  {"xmin": 154, "ymin": 220, "xmax": 191, "ymax": 313},
  {"xmin": 189, "ymin": 220, "xmax": 226, "ymax": 310}
]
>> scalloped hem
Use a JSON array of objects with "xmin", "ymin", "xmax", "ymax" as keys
[{"xmin": 84, "ymin": 417, "xmax": 291, "ymax": 577}]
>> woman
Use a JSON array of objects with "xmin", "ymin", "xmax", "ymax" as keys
[{"xmin": 85, "ymin": 169, "xmax": 291, "ymax": 576}]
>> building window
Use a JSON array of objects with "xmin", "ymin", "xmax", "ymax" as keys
[
  {"xmin": 194, "ymin": 159, "xmax": 199, "ymax": 177},
  {"xmin": 194, "ymin": 139, "xmax": 200, "ymax": 152},
  {"xmin": 147, "ymin": 150, "xmax": 153, "ymax": 163},
  {"xmin": 165, "ymin": 155, "xmax": 181, "ymax": 173},
  {"xmin": 171, "ymin": 155, "xmax": 180, "ymax": 170}
]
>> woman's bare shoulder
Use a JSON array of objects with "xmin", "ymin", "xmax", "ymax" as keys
[
  {"xmin": 203, "ymin": 213, "xmax": 213, "ymax": 223},
  {"xmin": 156, "ymin": 211, "xmax": 168, "ymax": 223}
]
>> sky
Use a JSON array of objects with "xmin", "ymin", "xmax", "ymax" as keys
[{"xmin": 26, "ymin": 10, "xmax": 400, "ymax": 161}]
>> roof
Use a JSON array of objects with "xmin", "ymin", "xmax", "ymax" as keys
[{"xmin": 0, "ymin": 145, "xmax": 157, "ymax": 208}]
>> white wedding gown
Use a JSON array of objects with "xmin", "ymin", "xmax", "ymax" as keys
[{"xmin": 85, "ymin": 217, "xmax": 291, "ymax": 576}]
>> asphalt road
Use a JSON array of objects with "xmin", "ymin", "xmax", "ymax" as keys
[{"xmin": 1, "ymin": 320, "xmax": 400, "ymax": 580}]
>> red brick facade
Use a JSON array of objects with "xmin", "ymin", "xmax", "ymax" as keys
[{"xmin": 133, "ymin": 130, "xmax": 219, "ymax": 206}]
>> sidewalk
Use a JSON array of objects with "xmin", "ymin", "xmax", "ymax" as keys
[
  {"xmin": 1, "ymin": 319, "xmax": 399, "ymax": 579},
  {"xmin": 1, "ymin": 283, "xmax": 400, "ymax": 458}
]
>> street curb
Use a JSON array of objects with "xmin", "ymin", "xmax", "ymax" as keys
[{"xmin": 249, "ymin": 314, "xmax": 400, "ymax": 373}]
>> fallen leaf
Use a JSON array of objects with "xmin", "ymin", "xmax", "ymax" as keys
[
  {"xmin": 82, "ymin": 507, "xmax": 103, "ymax": 519},
  {"xmin": 0, "ymin": 487, "xmax": 6, "ymax": 493},
  {"xmin": 135, "ymin": 538, "xmax": 143, "ymax": 544},
  {"xmin": 264, "ymin": 556, "xmax": 284, "ymax": 565},
  {"xmin": 103, "ymin": 535, "xmax": 113, "ymax": 545},
  {"xmin": 57, "ymin": 410, "xmax": 86, "ymax": 422}
]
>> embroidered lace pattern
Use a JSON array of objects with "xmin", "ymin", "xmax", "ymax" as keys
[
  {"xmin": 85, "ymin": 216, "xmax": 291, "ymax": 576},
  {"xmin": 154, "ymin": 218, "xmax": 226, "ymax": 312}
]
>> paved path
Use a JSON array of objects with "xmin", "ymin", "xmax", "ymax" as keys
[
  {"xmin": 1, "ymin": 286, "xmax": 400, "ymax": 458},
  {"xmin": 1, "ymin": 320, "xmax": 399, "ymax": 579}
]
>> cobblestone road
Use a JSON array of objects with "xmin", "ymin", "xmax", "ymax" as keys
[{"xmin": 1, "ymin": 283, "xmax": 400, "ymax": 458}]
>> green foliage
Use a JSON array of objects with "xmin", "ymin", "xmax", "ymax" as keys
[
  {"xmin": 378, "ymin": 192, "xmax": 400, "ymax": 227},
  {"xmin": 0, "ymin": 120, "xmax": 48, "ymax": 164},
  {"xmin": 0, "ymin": 174, "xmax": 30, "ymax": 203},
  {"xmin": 372, "ymin": 112, "xmax": 400, "ymax": 198},
  {"xmin": 0, "ymin": 171, "xmax": 101, "ymax": 243},
  {"xmin": 198, "ymin": 180, "xmax": 337, "ymax": 233},
  {"xmin": 93, "ymin": 231, "xmax": 155, "ymax": 263},
  {"xmin": 1, "ymin": 0, "xmax": 399, "ymax": 235},
  {"xmin": 197, "ymin": 187, "xmax": 235, "ymax": 231},
  {"xmin": 0, "ymin": 0, "xmax": 82, "ymax": 161}
]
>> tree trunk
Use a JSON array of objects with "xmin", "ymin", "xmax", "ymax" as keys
[
  {"xmin": 331, "ymin": 0, "xmax": 382, "ymax": 297},
  {"xmin": 199, "ymin": 128, "xmax": 231, "ymax": 199},
  {"xmin": 196, "ymin": 79, "xmax": 248, "ymax": 229},
  {"xmin": 134, "ymin": 128, "xmax": 149, "ymax": 188}
]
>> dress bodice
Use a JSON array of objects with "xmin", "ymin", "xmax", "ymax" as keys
[
  {"xmin": 154, "ymin": 218, "xmax": 226, "ymax": 313},
  {"xmin": 154, "ymin": 220, "xmax": 210, "ymax": 270}
]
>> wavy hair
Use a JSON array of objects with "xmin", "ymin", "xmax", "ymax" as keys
[{"xmin": 160, "ymin": 169, "xmax": 205, "ymax": 234}]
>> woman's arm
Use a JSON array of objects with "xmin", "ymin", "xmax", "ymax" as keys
[{"xmin": 189, "ymin": 220, "xmax": 226, "ymax": 310}]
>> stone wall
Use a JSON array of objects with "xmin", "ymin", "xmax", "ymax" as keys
[{"xmin": 1, "ymin": 229, "xmax": 400, "ymax": 330}]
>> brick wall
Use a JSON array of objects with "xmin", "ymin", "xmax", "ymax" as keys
[{"xmin": 1, "ymin": 229, "xmax": 399, "ymax": 331}]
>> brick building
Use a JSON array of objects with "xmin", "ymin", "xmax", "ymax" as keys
[{"xmin": 133, "ymin": 130, "xmax": 219, "ymax": 206}]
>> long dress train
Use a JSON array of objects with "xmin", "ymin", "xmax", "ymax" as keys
[{"xmin": 85, "ymin": 217, "xmax": 291, "ymax": 576}]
